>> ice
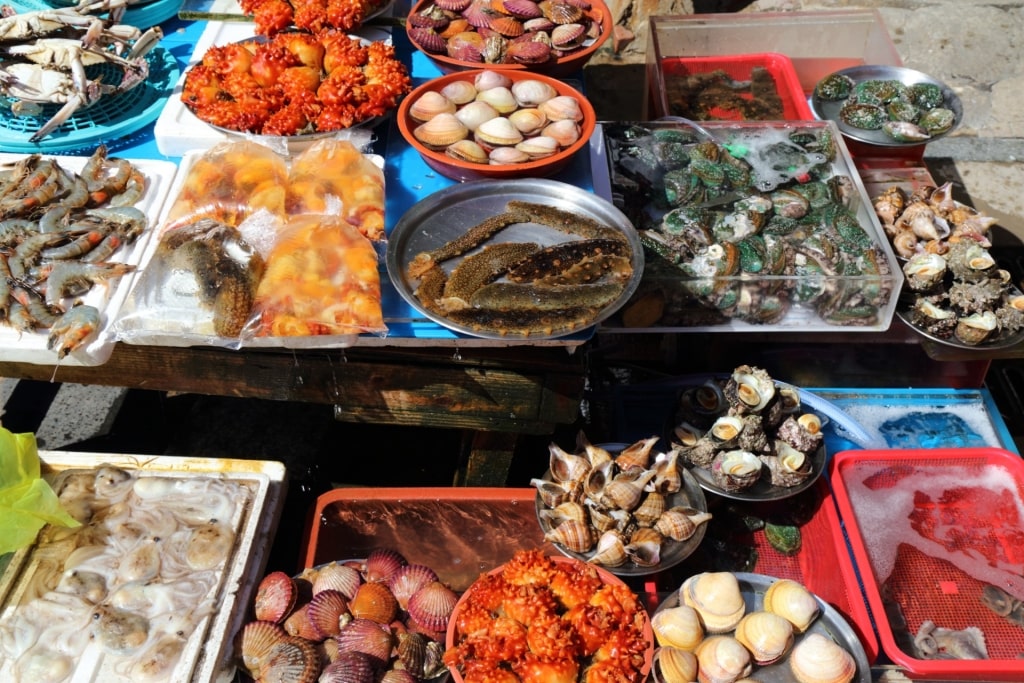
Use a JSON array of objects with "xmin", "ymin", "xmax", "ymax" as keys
[
  {"xmin": 839, "ymin": 402, "xmax": 1003, "ymax": 449},
  {"xmin": 843, "ymin": 460, "xmax": 1024, "ymax": 601}
]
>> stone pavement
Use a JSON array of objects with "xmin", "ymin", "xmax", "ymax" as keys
[{"xmin": 585, "ymin": 0, "xmax": 1024, "ymax": 241}]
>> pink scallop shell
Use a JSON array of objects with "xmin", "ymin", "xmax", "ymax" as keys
[
  {"xmin": 239, "ymin": 620, "xmax": 288, "ymax": 676},
  {"xmin": 254, "ymin": 571, "xmax": 297, "ymax": 624},
  {"xmin": 334, "ymin": 617, "xmax": 396, "ymax": 664},
  {"xmin": 319, "ymin": 651, "xmax": 379, "ymax": 683},
  {"xmin": 408, "ymin": 27, "xmax": 449, "ymax": 54},
  {"xmin": 406, "ymin": 581, "xmax": 459, "ymax": 633},
  {"xmin": 313, "ymin": 562, "xmax": 363, "ymax": 599},
  {"xmin": 388, "ymin": 564, "xmax": 441, "ymax": 610},
  {"xmin": 363, "ymin": 548, "xmax": 408, "ymax": 584},
  {"xmin": 503, "ymin": 0, "xmax": 543, "ymax": 18},
  {"xmin": 307, "ymin": 589, "xmax": 350, "ymax": 640}
]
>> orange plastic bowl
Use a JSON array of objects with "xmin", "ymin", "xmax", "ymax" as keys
[
  {"xmin": 406, "ymin": 0, "xmax": 612, "ymax": 78},
  {"xmin": 397, "ymin": 69, "xmax": 596, "ymax": 182},
  {"xmin": 445, "ymin": 553, "xmax": 655, "ymax": 683}
]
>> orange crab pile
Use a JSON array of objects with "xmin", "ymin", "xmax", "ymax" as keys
[
  {"xmin": 444, "ymin": 550, "xmax": 653, "ymax": 683},
  {"xmin": 181, "ymin": 29, "xmax": 410, "ymax": 136},
  {"xmin": 241, "ymin": 0, "xmax": 388, "ymax": 36}
]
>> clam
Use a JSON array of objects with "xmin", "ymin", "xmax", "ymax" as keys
[
  {"xmin": 654, "ymin": 506, "xmax": 712, "ymax": 542},
  {"xmin": 439, "ymin": 79, "xmax": 478, "ymax": 105},
  {"xmin": 413, "ymin": 112, "xmax": 469, "ymax": 149},
  {"xmin": 589, "ymin": 529, "xmax": 628, "ymax": 567},
  {"xmin": 955, "ymin": 310, "xmax": 1000, "ymax": 345},
  {"xmin": 651, "ymin": 604, "xmax": 704, "ymax": 651},
  {"xmin": 511, "ymin": 79, "xmax": 558, "ymax": 107},
  {"xmin": 541, "ymin": 119, "xmax": 581, "ymax": 147},
  {"xmin": 681, "ymin": 572, "xmax": 746, "ymax": 634},
  {"xmin": 788, "ymin": 633, "xmax": 856, "ymax": 683},
  {"xmin": 654, "ymin": 646, "xmax": 698, "ymax": 683},
  {"xmin": 408, "ymin": 91, "xmax": 456, "ymax": 122},
  {"xmin": 454, "ymin": 100, "xmax": 500, "ymax": 131},
  {"xmin": 475, "ymin": 116, "xmax": 525, "ymax": 148},
  {"xmin": 539, "ymin": 94, "xmax": 584, "ymax": 122},
  {"xmin": 475, "ymin": 85, "xmax": 519, "ymax": 114},
  {"xmin": 445, "ymin": 139, "xmax": 489, "ymax": 164},
  {"xmin": 474, "ymin": 69, "xmax": 513, "ymax": 91},
  {"xmin": 733, "ymin": 610, "xmax": 794, "ymax": 665},
  {"xmin": 544, "ymin": 518, "xmax": 595, "ymax": 553},
  {"xmin": 710, "ymin": 450, "xmax": 762, "ymax": 492},
  {"xmin": 762, "ymin": 578, "xmax": 820, "ymax": 633},
  {"xmin": 694, "ymin": 635, "xmax": 753, "ymax": 683},
  {"xmin": 508, "ymin": 108, "xmax": 549, "ymax": 135},
  {"xmin": 514, "ymin": 135, "xmax": 559, "ymax": 160},
  {"xmin": 489, "ymin": 146, "xmax": 531, "ymax": 165}
]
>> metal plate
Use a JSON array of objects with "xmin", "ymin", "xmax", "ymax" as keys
[
  {"xmin": 386, "ymin": 178, "xmax": 644, "ymax": 340},
  {"xmin": 534, "ymin": 444, "xmax": 709, "ymax": 578},
  {"xmin": 689, "ymin": 443, "xmax": 826, "ymax": 503},
  {"xmin": 810, "ymin": 64, "xmax": 962, "ymax": 147},
  {"xmin": 895, "ymin": 291, "xmax": 1024, "ymax": 351},
  {"xmin": 655, "ymin": 573, "xmax": 872, "ymax": 683}
]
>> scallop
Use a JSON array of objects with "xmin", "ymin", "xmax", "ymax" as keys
[
  {"xmin": 349, "ymin": 580, "xmax": 399, "ymax": 624},
  {"xmin": 388, "ymin": 564, "xmax": 440, "ymax": 610},
  {"xmin": 320, "ymin": 651, "xmax": 380, "ymax": 683},
  {"xmin": 313, "ymin": 561, "xmax": 363, "ymax": 599},
  {"xmin": 651, "ymin": 604, "xmax": 704, "ymax": 651},
  {"xmin": 260, "ymin": 636, "xmax": 320, "ymax": 683},
  {"xmin": 413, "ymin": 112, "xmax": 469, "ymax": 149},
  {"xmin": 407, "ymin": 580, "xmax": 459, "ymax": 632},
  {"xmin": 335, "ymin": 617, "xmax": 395, "ymax": 663},
  {"xmin": 789, "ymin": 633, "xmax": 856, "ymax": 683},
  {"xmin": 681, "ymin": 572, "xmax": 746, "ymax": 634},
  {"xmin": 307, "ymin": 589, "xmax": 350, "ymax": 639},
  {"xmin": 733, "ymin": 610, "xmax": 794, "ymax": 665},
  {"xmin": 694, "ymin": 634, "xmax": 753, "ymax": 683},
  {"xmin": 762, "ymin": 578, "xmax": 820, "ymax": 633},
  {"xmin": 254, "ymin": 571, "xmax": 297, "ymax": 624},
  {"xmin": 283, "ymin": 603, "xmax": 321, "ymax": 641},
  {"xmin": 409, "ymin": 90, "xmax": 456, "ymax": 122},
  {"xmin": 364, "ymin": 548, "xmax": 408, "ymax": 583}
]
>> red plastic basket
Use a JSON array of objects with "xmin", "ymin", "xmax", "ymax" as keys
[
  {"xmin": 653, "ymin": 52, "xmax": 813, "ymax": 121},
  {"xmin": 830, "ymin": 448, "xmax": 1024, "ymax": 680}
]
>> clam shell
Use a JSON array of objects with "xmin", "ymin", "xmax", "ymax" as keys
[
  {"xmin": 681, "ymin": 572, "xmax": 746, "ymax": 634},
  {"xmin": 349, "ymin": 581, "xmax": 399, "ymax": 624},
  {"xmin": 313, "ymin": 562, "xmax": 363, "ymax": 599},
  {"xmin": 762, "ymin": 578, "xmax": 820, "ymax": 633},
  {"xmin": 488, "ymin": 146, "xmax": 531, "ymax": 164},
  {"xmin": 475, "ymin": 85, "xmax": 519, "ymax": 114},
  {"xmin": 508, "ymin": 108, "xmax": 549, "ymax": 136},
  {"xmin": 440, "ymin": 79, "xmax": 478, "ymax": 105},
  {"xmin": 651, "ymin": 604, "xmax": 704, "ymax": 651},
  {"xmin": 462, "ymin": 1, "xmax": 493, "ymax": 28},
  {"xmin": 381, "ymin": 670, "xmax": 419, "ymax": 683},
  {"xmin": 733, "ymin": 610, "xmax": 794, "ymax": 665},
  {"xmin": 474, "ymin": 69, "xmax": 513, "ymax": 91},
  {"xmin": 260, "ymin": 636, "xmax": 320, "ymax": 683},
  {"xmin": 413, "ymin": 113, "xmax": 470, "ymax": 149},
  {"xmin": 541, "ymin": 118, "xmax": 581, "ymax": 147},
  {"xmin": 388, "ymin": 564, "xmax": 440, "ymax": 610},
  {"xmin": 542, "ymin": 0, "xmax": 584, "ymax": 24},
  {"xmin": 407, "ymin": 580, "xmax": 459, "ymax": 632},
  {"xmin": 307, "ymin": 589, "xmax": 350, "ymax": 640},
  {"xmin": 788, "ymin": 633, "xmax": 856, "ymax": 683},
  {"xmin": 694, "ymin": 635, "xmax": 753, "ymax": 683},
  {"xmin": 335, "ymin": 617, "xmax": 395, "ymax": 664},
  {"xmin": 239, "ymin": 620, "xmax": 287, "ymax": 676},
  {"xmin": 254, "ymin": 571, "xmax": 297, "ymax": 624},
  {"xmin": 655, "ymin": 646, "xmax": 699, "ymax": 683},
  {"xmin": 476, "ymin": 116, "xmax": 524, "ymax": 147},
  {"xmin": 409, "ymin": 91, "xmax": 457, "ymax": 122}
]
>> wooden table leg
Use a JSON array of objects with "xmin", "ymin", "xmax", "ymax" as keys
[{"xmin": 455, "ymin": 430, "xmax": 519, "ymax": 486}]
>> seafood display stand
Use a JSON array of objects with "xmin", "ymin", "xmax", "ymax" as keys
[{"xmin": 1, "ymin": 4, "xmax": 1024, "ymax": 683}]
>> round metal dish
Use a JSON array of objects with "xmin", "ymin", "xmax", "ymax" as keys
[
  {"xmin": 0, "ymin": 46, "xmax": 178, "ymax": 153},
  {"xmin": 386, "ymin": 178, "xmax": 644, "ymax": 340},
  {"xmin": 535, "ymin": 444, "xmax": 709, "ymax": 578},
  {"xmin": 895, "ymin": 292, "xmax": 1024, "ymax": 351},
  {"xmin": 810, "ymin": 64, "xmax": 962, "ymax": 147},
  {"xmin": 655, "ymin": 572, "xmax": 872, "ymax": 683}
]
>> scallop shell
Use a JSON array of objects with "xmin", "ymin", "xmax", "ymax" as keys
[
  {"xmin": 335, "ymin": 617, "xmax": 395, "ymax": 664},
  {"xmin": 542, "ymin": 0, "xmax": 584, "ymax": 24},
  {"xmin": 490, "ymin": 15, "xmax": 525, "ymax": 37},
  {"xmin": 733, "ymin": 610, "xmax": 794, "ymax": 665},
  {"xmin": 408, "ymin": 27, "xmax": 448, "ymax": 54},
  {"xmin": 239, "ymin": 620, "xmax": 288, "ymax": 676},
  {"xmin": 319, "ymin": 651, "xmax": 380, "ymax": 683},
  {"xmin": 694, "ymin": 635, "xmax": 753, "ymax": 683},
  {"xmin": 439, "ymin": 17, "xmax": 472, "ymax": 39},
  {"xmin": 413, "ymin": 113, "xmax": 470, "ymax": 149},
  {"xmin": 307, "ymin": 589, "xmax": 350, "ymax": 640},
  {"xmin": 388, "ymin": 564, "xmax": 440, "ymax": 610},
  {"xmin": 550, "ymin": 22, "xmax": 585, "ymax": 47},
  {"xmin": 409, "ymin": 91, "xmax": 457, "ymax": 122},
  {"xmin": 408, "ymin": 12, "xmax": 449, "ymax": 29},
  {"xmin": 313, "ymin": 562, "xmax": 363, "ymax": 599},
  {"xmin": 435, "ymin": 0, "xmax": 472, "ymax": 10},
  {"xmin": 681, "ymin": 572, "xmax": 746, "ymax": 634},
  {"xmin": 283, "ymin": 603, "xmax": 322, "ymax": 641},
  {"xmin": 254, "ymin": 571, "xmax": 297, "ymax": 624},
  {"xmin": 260, "ymin": 636, "xmax": 320, "ymax": 683},
  {"xmin": 381, "ymin": 669, "xmax": 419, "ymax": 683},
  {"xmin": 651, "ymin": 604, "xmax": 704, "ymax": 651},
  {"xmin": 788, "ymin": 633, "xmax": 856, "ymax": 683},
  {"xmin": 349, "ymin": 581, "xmax": 399, "ymax": 624},
  {"xmin": 505, "ymin": 38, "xmax": 553, "ymax": 64},
  {"xmin": 503, "ymin": 0, "xmax": 543, "ymax": 17},
  {"xmin": 407, "ymin": 581, "xmax": 459, "ymax": 632},
  {"xmin": 762, "ymin": 578, "xmax": 820, "ymax": 633},
  {"xmin": 364, "ymin": 548, "xmax": 408, "ymax": 584},
  {"xmin": 446, "ymin": 31, "xmax": 485, "ymax": 61}
]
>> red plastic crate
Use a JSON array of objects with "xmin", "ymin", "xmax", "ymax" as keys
[
  {"xmin": 652, "ymin": 52, "xmax": 813, "ymax": 121},
  {"xmin": 830, "ymin": 448, "xmax": 1024, "ymax": 680}
]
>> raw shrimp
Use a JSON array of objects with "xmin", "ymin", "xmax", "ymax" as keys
[{"xmin": 46, "ymin": 302, "xmax": 101, "ymax": 358}]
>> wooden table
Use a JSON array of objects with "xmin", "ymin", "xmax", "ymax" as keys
[{"xmin": 0, "ymin": 342, "xmax": 587, "ymax": 486}]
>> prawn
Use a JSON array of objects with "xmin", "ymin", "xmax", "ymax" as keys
[
  {"xmin": 47, "ymin": 302, "xmax": 101, "ymax": 359},
  {"xmin": 44, "ymin": 260, "xmax": 136, "ymax": 307}
]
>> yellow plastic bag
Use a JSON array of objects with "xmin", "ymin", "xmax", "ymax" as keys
[{"xmin": 0, "ymin": 428, "xmax": 79, "ymax": 555}]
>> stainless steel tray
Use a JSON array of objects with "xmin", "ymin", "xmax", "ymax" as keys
[
  {"xmin": 0, "ymin": 452, "xmax": 286, "ymax": 683},
  {"xmin": 810, "ymin": 64, "xmax": 963, "ymax": 147},
  {"xmin": 386, "ymin": 178, "xmax": 644, "ymax": 340},
  {"xmin": 656, "ymin": 572, "xmax": 872, "ymax": 683}
]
